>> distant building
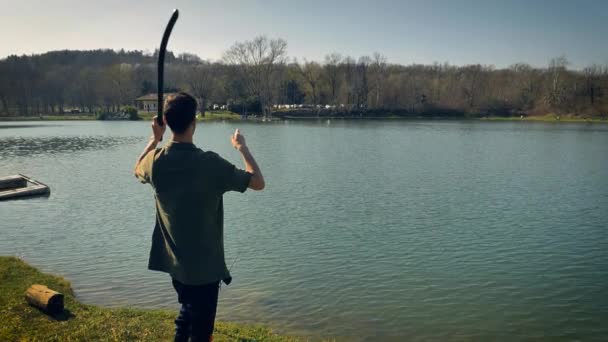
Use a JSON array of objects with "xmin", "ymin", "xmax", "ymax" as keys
[{"xmin": 135, "ymin": 93, "xmax": 178, "ymax": 112}]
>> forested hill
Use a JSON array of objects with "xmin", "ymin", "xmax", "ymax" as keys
[
  {"xmin": 7, "ymin": 49, "xmax": 157, "ymax": 67},
  {"xmin": 1, "ymin": 39, "xmax": 606, "ymax": 118},
  {"xmin": 0, "ymin": 49, "xmax": 201, "ymax": 115}
]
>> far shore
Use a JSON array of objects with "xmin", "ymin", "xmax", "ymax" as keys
[
  {"xmin": 281, "ymin": 114, "xmax": 608, "ymax": 123},
  {"xmin": 1, "ymin": 113, "xmax": 607, "ymax": 124},
  {"xmin": 0, "ymin": 111, "xmax": 242, "ymax": 122}
]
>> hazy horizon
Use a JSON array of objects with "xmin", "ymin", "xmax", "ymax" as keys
[{"xmin": 2, "ymin": 0, "xmax": 607, "ymax": 69}]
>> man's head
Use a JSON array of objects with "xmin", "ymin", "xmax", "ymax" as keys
[{"xmin": 164, "ymin": 92, "xmax": 197, "ymax": 135}]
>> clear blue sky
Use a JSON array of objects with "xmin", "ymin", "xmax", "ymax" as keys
[{"xmin": 2, "ymin": 0, "xmax": 606, "ymax": 69}]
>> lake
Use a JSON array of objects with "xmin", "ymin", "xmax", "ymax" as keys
[{"xmin": 1, "ymin": 120, "xmax": 607, "ymax": 341}]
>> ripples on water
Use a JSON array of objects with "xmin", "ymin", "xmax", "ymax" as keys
[
  {"xmin": 1, "ymin": 121, "xmax": 607, "ymax": 341},
  {"xmin": 0, "ymin": 136, "xmax": 141, "ymax": 158}
]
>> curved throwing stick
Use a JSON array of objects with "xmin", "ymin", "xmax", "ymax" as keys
[{"xmin": 157, "ymin": 9, "xmax": 180, "ymax": 126}]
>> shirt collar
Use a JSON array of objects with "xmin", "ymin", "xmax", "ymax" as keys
[{"xmin": 166, "ymin": 140, "xmax": 196, "ymax": 149}]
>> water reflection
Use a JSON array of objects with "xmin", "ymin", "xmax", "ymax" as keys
[{"xmin": 0, "ymin": 136, "xmax": 140, "ymax": 158}]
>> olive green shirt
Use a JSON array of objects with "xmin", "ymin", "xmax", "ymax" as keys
[{"xmin": 136, "ymin": 141, "xmax": 251, "ymax": 285}]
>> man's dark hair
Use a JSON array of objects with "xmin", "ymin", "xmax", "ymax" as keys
[{"xmin": 164, "ymin": 92, "xmax": 197, "ymax": 134}]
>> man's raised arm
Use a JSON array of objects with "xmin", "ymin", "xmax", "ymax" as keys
[
  {"xmin": 134, "ymin": 119, "xmax": 165, "ymax": 179},
  {"xmin": 231, "ymin": 129, "xmax": 265, "ymax": 191}
]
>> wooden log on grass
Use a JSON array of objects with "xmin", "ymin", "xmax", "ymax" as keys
[{"xmin": 25, "ymin": 284, "xmax": 64, "ymax": 315}]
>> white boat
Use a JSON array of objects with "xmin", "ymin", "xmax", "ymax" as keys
[{"xmin": 0, "ymin": 174, "xmax": 50, "ymax": 200}]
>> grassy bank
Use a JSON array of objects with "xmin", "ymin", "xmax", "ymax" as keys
[
  {"xmin": 280, "ymin": 112, "xmax": 608, "ymax": 123},
  {"xmin": 0, "ymin": 256, "xmax": 299, "ymax": 342},
  {"xmin": 0, "ymin": 114, "xmax": 96, "ymax": 121},
  {"xmin": 479, "ymin": 113, "xmax": 608, "ymax": 123}
]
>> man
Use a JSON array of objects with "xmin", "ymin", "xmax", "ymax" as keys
[{"xmin": 134, "ymin": 92, "xmax": 265, "ymax": 342}]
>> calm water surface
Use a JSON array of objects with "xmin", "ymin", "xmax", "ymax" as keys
[{"xmin": 1, "ymin": 120, "xmax": 607, "ymax": 341}]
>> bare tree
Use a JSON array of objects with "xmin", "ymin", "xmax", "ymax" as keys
[
  {"xmin": 583, "ymin": 64, "xmax": 604, "ymax": 107},
  {"xmin": 459, "ymin": 64, "xmax": 488, "ymax": 111},
  {"xmin": 370, "ymin": 52, "xmax": 388, "ymax": 108},
  {"xmin": 133, "ymin": 64, "xmax": 155, "ymax": 96},
  {"xmin": 509, "ymin": 63, "xmax": 540, "ymax": 111},
  {"xmin": 323, "ymin": 53, "xmax": 342, "ymax": 105},
  {"xmin": 185, "ymin": 62, "xmax": 217, "ymax": 116},
  {"xmin": 545, "ymin": 56, "xmax": 569, "ymax": 111},
  {"xmin": 354, "ymin": 56, "xmax": 371, "ymax": 111},
  {"xmin": 342, "ymin": 56, "xmax": 357, "ymax": 109},
  {"xmin": 295, "ymin": 59, "xmax": 323, "ymax": 107},
  {"xmin": 223, "ymin": 36, "xmax": 288, "ymax": 117},
  {"xmin": 40, "ymin": 67, "xmax": 67, "ymax": 114},
  {"xmin": 71, "ymin": 67, "xmax": 99, "ymax": 113},
  {"xmin": 104, "ymin": 63, "xmax": 136, "ymax": 111}
]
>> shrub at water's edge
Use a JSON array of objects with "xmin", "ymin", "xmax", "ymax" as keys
[
  {"xmin": 96, "ymin": 106, "xmax": 140, "ymax": 121},
  {"xmin": 124, "ymin": 106, "xmax": 140, "ymax": 120},
  {"xmin": 0, "ymin": 256, "xmax": 301, "ymax": 342}
]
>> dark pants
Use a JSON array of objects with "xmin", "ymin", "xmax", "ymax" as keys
[{"xmin": 172, "ymin": 278, "xmax": 220, "ymax": 342}]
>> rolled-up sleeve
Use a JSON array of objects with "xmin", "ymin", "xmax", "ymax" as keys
[
  {"xmin": 215, "ymin": 154, "xmax": 252, "ymax": 193},
  {"xmin": 135, "ymin": 150, "xmax": 156, "ymax": 184}
]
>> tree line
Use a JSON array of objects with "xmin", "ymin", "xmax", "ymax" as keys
[{"xmin": 1, "ymin": 37, "xmax": 606, "ymax": 118}]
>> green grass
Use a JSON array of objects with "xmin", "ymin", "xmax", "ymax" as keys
[
  {"xmin": 138, "ymin": 111, "xmax": 242, "ymax": 122},
  {"xmin": 43, "ymin": 115, "xmax": 96, "ymax": 121},
  {"xmin": 0, "ymin": 256, "xmax": 301, "ymax": 342}
]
